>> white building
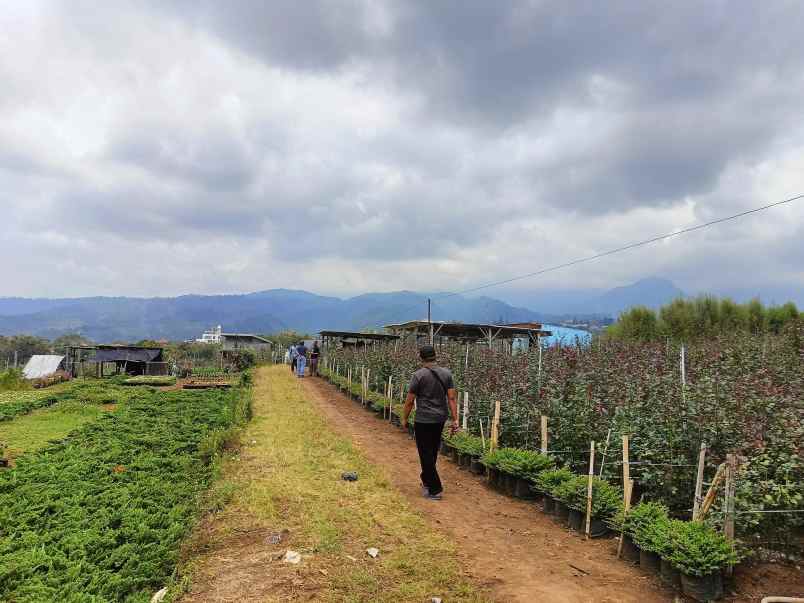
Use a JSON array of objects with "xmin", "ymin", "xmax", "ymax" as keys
[{"xmin": 196, "ymin": 325, "xmax": 222, "ymax": 344}]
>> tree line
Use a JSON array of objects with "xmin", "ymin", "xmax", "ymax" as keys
[{"xmin": 605, "ymin": 296, "xmax": 801, "ymax": 342}]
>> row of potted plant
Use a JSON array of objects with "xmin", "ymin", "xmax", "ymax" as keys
[{"xmin": 321, "ymin": 366, "xmax": 738, "ymax": 602}]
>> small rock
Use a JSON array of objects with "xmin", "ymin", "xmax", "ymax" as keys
[
  {"xmin": 431, "ymin": 598, "xmax": 443, "ymax": 603},
  {"xmin": 150, "ymin": 588, "xmax": 168, "ymax": 603},
  {"xmin": 341, "ymin": 471, "xmax": 359, "ymax": 481},
  {"xmin": 366, "ymin": 547, "xmax": 380, "ymax": 558},
  {"xmin": 283, "ymin": 550, "xmax": 302, "ymax": 564}
]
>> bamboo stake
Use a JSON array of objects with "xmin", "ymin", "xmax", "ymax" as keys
[
  {"xmin": 698, "ymin": 463, "xmax": 727, "ymax": 520},
  {"xmin": 462, "ymin": 392, "xmax": 469, "ymax": 430},
  {"xmin": 724, "ymin": 454, "xmax": 737, "ymax": 576},
  {"xmin": 622, "ymin": 436, "xmax": 630, "ymax": 499},
  {"xmin": 479, "ymin": 418, "xmax": 486, "ymax": 451},
  {"xmin": 490, "ymin": 400, "xmax": 501, "ymax": 452},
  {"xmin": 585, "ymin": 441, "xmax": 596, "ymax": 539},
  {"xmin": 599, "ymin": 428, "xmax": 612, "ymax": 478},
  {"xmin": 692, "ymin": 442, "xmax": 707, "ymax": 520},
  {"xmin": 541, "ymin": 415, "xmax": 548, "ymax": 454},
  {"xmin": 616, "ymin": 479, "xmax": 635, "ymax": 558}
]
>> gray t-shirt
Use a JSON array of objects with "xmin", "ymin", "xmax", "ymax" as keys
[{"xmin": 409, "ymin": 365, "xmax": 454, "ymax": 424}]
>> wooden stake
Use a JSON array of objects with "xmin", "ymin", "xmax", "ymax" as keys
[
  {"xmin": 616, "ymin": 479, "xmax": 635, "ymax": 558},
  {"xmin": 599, "ymin": 428, "xmax": 612, "ymax": 478},
  {"xmin": 622, "ymin": 435, "xmax": 630, "ymax": 500},
  {"xmin": 462, "ymin": 392, "xmax": 469, "ymax": 430},
  {"xmin": 479, "ymin": 418, "xmax": 486, "ymax": 451},
  {"xmin": 585, "ymin": 441, "xmax": 596, "ymax": 539},
  {"xmin": 698, "ymin": 462, "xmax": 727, "ymax": 520},
  {"xmin": 541, "ymin": 415, "xmax": 548, "ymax": 454},
  {"xmin": 692, "ymin": 442, "xmax": 707, "ymax": 520},
  {"xmin": 490, "ymin": 400, "xmax": 501, "ymax": 452},
  {"xmin": 724, "ymin": 454, "xmax": 737, "ymax": 576}
]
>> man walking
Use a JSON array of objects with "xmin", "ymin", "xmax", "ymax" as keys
[
  {"xmin": 295, "ymin": 341, "xmax": 308, "ymax": 377},
  {"xmin": 401, "ymin": 345, "xmax": 459, "ymax": 500}
]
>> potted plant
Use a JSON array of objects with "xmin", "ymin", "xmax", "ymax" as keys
[
  {"xmin": 534, "ymin": 468, "xmax": 573, "ymax": 514},
  {"xmin": 666, "ymin": 520, "xmax": 739, "ymax": 602},
  {"xmin": 554, "ymin": 476, "xmax": 622, "ymax": 537},
  {"xmin": 616, "ymin": 502, "xmax": 670, "ymax": 565},
  {"xmin": 482, "ymin": 448, "xmax": 555, "ymax": 498}
]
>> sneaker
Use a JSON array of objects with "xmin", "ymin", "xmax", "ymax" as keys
[{"xmin": 424, "ymin": 492, "xmax": 443, "ymax": 500}]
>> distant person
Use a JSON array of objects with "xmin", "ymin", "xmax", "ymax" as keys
[
  {"xmin": 401, "ymin": 344, "xmax": 459, "ymax": 500},
  {"xmin": 310, "ymin": 341, "xmax": 320, "ymax": 376},
  {"xmin": 295, "ymin": 341, "xmax": 308, "ymax": 377},
  {"xmin": 289, "ymin": 344, "xmax": 298, "ymax": 373}
]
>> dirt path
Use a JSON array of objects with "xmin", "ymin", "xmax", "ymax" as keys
[{"xmin": 304, "ymin": 377, "xmax": 675, "ymax": 603}]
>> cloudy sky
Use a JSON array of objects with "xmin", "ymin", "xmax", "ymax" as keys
[{"xmin": 3, "ymin": 1, "xmax": 803, "ymax": 304}]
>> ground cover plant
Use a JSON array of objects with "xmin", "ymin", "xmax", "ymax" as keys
[
  {"xmin": 0, "ymin": 384, "xmax": 250, "ymax": 602},
  {"xmin": 325, "ymin": 317, "xmax": 803, "ymax": 551}
]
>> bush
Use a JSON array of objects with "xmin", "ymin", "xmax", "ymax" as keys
[
  {"xmin": 666, "ymin": 520, "xmax": 740, "ymax": 577},
  {"xmin": 553, "ymin": 475, "xmax": 622, "ymax": 518},
  {"xmin": 445, "ymin": 432, "xmax": 485, "ymax": 456},
  {"xmin": 533, "ymin": 467, "xmax": 574, "ymax": 495},
  {"xmin": 612, "ymin": 501, "xmax": 670, "ymax": 543},
  {"xmin": 0, "ymin": 369, "xmax": 29, "ymax": 392},
  {"xmin": 482, "ymin": 448, "xmax": 555, "ymax": 480}
]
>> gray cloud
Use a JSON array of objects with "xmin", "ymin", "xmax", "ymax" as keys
[{"xmin": 0, "ymin": 0, "xmax": 802, "ymax": 300}]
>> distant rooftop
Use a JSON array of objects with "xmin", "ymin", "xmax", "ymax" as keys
[{"xmin": 384, "ymin": 320, "xmax": 551, "ymax": 342}]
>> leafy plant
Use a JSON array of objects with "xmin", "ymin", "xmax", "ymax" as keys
[
  {"xmin": 666, "ymin": 520, "xmax": 740, "ymax": 577},
  {"xmin": 444, "ymin": 431, "xmax": 485, "ymax": 456},
  {"xmin": 533, "ymin": 467, "xmax": 574, "ymax": 494},
  {"xmin": 482, "ymin": 448, "xmax": 555, "ymax": 479},
  {"xmin": 553, "ymin": 475, "xmax": 622, "ymax": 518}
]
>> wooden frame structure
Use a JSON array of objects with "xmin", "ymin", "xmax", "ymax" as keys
[
  {"xmin": 384, "ymin": 320, "xmax": 551, "ymax": 347},
  {"xmin": 319, "ymin": 330, "xmax": 400, "ymax": 349}
]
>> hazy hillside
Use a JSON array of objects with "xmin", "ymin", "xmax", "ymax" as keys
[{"xmin": 0, "ymin": 290, "xmax": 543, "ymax": 342}]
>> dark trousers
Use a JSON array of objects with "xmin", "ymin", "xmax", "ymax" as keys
[{"xmin": 414, "ymin": 422, "xmax": 445, "ymax": 495}]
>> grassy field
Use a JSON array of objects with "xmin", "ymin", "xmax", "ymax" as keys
[
  {"xmin": 0, "ymin": 401, "xmax": 106, "ymax": 460},
  {"xmin": 174, "ymin": 365, "xmax": 486, "ymax": 603}
]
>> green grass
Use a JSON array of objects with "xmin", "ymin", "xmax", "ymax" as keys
[
  {"xmin": 174, "ymin": 365, "xmax": 487, "ymax": 603},
  {"xmin": 0, "ymin": 402, "xmax": 106, "ymax": 460}
]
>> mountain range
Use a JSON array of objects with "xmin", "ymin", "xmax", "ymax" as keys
[{"xmin": 0, "ymin": 278, "xmax": 685, "ymax": 342}]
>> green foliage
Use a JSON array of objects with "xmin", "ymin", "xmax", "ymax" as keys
[
  {"xmin": 0, "ymin": 390, "xmax": 61, "ymax": 422},
  {"xmin": 0, "ymin": 368, "xmax": 30, "ymax": 392},
  {"xmin": 618, "ymin": 502, "xmax": 671, "ymax": 552},
  {"xmin": 552, "ymin": 475, "xmax": 622, "ymax": 518},
  {"xmin": 666, "ymin": 520, "xmax": 739, "ymax": 577},
  {"xmin": 122, "ymin": 376, "xmax": 177, "ymax": 387},
  {"xmin": 0, "ymin": 385, "xmax": 249, "ymax": 601},
  {"xmin": 607, "ymin": 295, "xmax": 801, "ymax": 343},
  {"xmin": 482, "ymin": 447, "xmax": 554, "ymax": 480},
  {"xmin": 444, "ymin": 431, "xmax": 485, "ymax": 456},
  {"xmin": 533, "ymin": 467, "xmax": 574, "ymax": 494},
  {"xmin": 229, "ymin": 349, "xmax": 257, "ymax": 372}
]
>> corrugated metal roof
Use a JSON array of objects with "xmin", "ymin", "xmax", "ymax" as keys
[{"xmin": 23, "ymin": 355, "xmax": 65, "ymax": 379}]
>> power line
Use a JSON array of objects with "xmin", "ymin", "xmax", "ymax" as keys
[{"xmin": 432, "ymin": 193, "xmax": 804, "ymax": 301}]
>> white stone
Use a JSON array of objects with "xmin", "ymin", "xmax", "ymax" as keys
[
  {"xmin": 283, "ymin": 550, "xmax": 302, "ymax": 564},
  {"xmin": 366, "ymin": 547, "xmax": 380, "ymax": 558},
  {"xmin": 150, "ymin": 588, "xmax": 168, "ymax": 603}
]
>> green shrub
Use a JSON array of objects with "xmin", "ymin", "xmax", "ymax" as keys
[
  {"xmin": 122, "ymin": 376, "xmax": 177, "ymax": 387},
  {"xmin": 533, "ymin": 467, "xmax": 574, "ymax": 494},
  {"xmin": 611, "ymin": 501, "xmax": 670, "ymax": 542},
  {"xmin": 444, "ymin": 432, "xmax": 485, "ymax": 456},
  {"xmin": 666, "ymin": 520, "xmax": 739, "ymax": 577},
  {"xmin": 482, "ymin": 448, "xmax": 555, "ymax": 480},
  {"xmin": 553, "ymin": 475, "xmax": 622, "ymax": 518}
]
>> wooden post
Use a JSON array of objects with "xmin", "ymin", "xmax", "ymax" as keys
[
  {"xmin": 724, "ymin": 454, "xmax": 737, "ymax": 576},
  {"xmin": 540, "ymin": 415, "xmax": 548, "ymax": 454},
  {"xmin": 585, "ymin": 441, "xmax": 596, "ymax": 539},
  {"xmin": 388, "ymin": 376, "xmax": 393, "ymax": 422},
  {"xmin": 462, "ymin": 392, "xmax": 469, "ymax": 430},
  {"xmin": 692, "ymin": 442, "xmax": 707, "ymax": 520},
  {"xmin": 622, "ymin": 435, "xmax": 630, "ymax": 499},
  {"xmin": 490, "ymin": 400, "xmax": 501, "ymax": 452},
  {"xmin": 617, "ymin": 479, "xmax": 635, "ymax": 558}
]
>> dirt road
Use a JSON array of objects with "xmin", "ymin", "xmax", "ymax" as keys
[{"xmin": 304, "ymin": 377, "xmax": 676, "ymax": 603}]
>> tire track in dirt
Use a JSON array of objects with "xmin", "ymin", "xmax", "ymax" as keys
[{"xmin": 304, "ymin": 377, "xmax": 676, "ymax": 603}]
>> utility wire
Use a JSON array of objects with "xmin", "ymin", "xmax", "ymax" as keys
[{"xmin": 431, "ymin": 193, "xmax": 804, "ymax": 302}]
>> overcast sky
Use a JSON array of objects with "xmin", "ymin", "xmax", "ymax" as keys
[{"xmin": 2, "ymin": 1, "xmax": 803, "ymax": 304}]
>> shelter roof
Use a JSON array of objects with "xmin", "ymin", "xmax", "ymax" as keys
[
  {"xmin": 23, "ymin": 355, "xmax": 65, "ymax": 379},
  {"xmin": 220, "ymin": 333, "xmax": 272, "ymax": 344},
  {"xmin": 319, "ymin": 330, "xmax": 400, "ymax": 341},
  {"xmin": 384, "ymin": 320, "xmax": 551, "ymax": 340},
  {"xmin": 94, "ymin": 347, "xmax": 163, "ymax": 363}
]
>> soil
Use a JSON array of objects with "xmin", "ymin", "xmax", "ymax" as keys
[{"xmin": 305, "ymin": 377, "xmax": 804, "ymax": 603}]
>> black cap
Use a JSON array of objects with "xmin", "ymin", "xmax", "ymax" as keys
[{"xmin": 419, "ymin": 345, "xmax": 436, "ymax": 361}]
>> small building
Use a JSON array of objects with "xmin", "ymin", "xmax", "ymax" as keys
[
  {"xmin": 384, "ymin": 320, "xmax": 552, "ymax": 351},
  {"xmin": 319, "ymin": 330, "xmax": 400, "ymax": 349},
  {"xmin": 23, "ymin": 355, "xmax": 66, "ymax": 380},
  {"xmin": 65, "ymin": 345, "xmax": 167, "ymax": 378},
  {"xmin": 196, "ymin": 325, "xmax": 222, "ymax": 344},
  {"xmin": 219, "ymin": 333, "xmax": 272, "ymax": 352}
]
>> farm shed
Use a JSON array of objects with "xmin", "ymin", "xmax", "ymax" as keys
[
  {"xmin": 65, "ymin": 345, "xmax": 167, "ymax": 378},
  {"xmin": 219, "ymin": 333, "xmax": 272, "ymax": 352},
  {"xmin": 22, "ymin": 355, "xmax": 66, "ymax": 380},
  {"xmin": 319, "ymin": 330, "xmax": 400, "ymax": 349},
  {"xmin": 384, "ymin": 320, "xmax": 552, "ymax": 349}
]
